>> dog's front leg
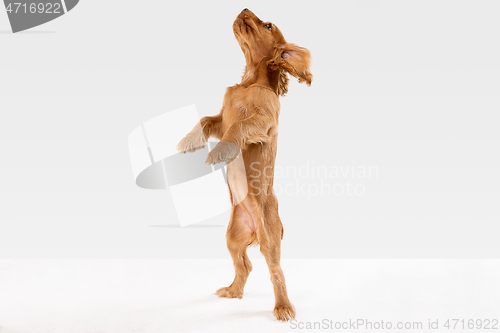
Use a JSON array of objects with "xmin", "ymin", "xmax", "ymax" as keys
[
  {"xmin": 206, "ymin": 114, "xmax": 276, "ymax": 164},
  {"xmin": 177, "ymin": 114, "xmax": 222, "ymax": 153}
]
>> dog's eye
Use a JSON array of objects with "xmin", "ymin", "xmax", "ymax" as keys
[{"xmin": 264, "ymin": 24, "xmax": 272, "ymax": 30}]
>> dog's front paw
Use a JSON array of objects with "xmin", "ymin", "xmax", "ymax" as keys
[
  {"xmin": 206, "ymin": 142, "xmax": 240, "ymax": 165},
  {"xmin": 177, "ymin": 132, "xmax": 206, "ymax": 154},
  {"xmin": 216, "ymin": 286, "xmax": 243, "ymax": 299},
  {"xmin": 274, "ymin": 303, "xmax": 296, "ymax": 321}
]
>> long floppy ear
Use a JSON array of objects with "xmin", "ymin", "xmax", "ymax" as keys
[{"xmin": 269, "ymin": 42, "xmax": 312, "ymax": 92}]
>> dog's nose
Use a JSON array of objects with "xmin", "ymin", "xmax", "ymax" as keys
[{"xmin": 241, "ymin": 8, "xmax": 249, "ymax": 13}]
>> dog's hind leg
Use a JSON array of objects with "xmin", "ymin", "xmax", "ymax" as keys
[
  {"xmin": 259, "ymin": 196, "xmax": 295, "ymax": 321},
  {"xmin": 216, "ymin": 204, "xmax": 256, "ymax": 299}
]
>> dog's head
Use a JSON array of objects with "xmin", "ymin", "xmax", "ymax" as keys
[{"xmin": 233, "ymin": 9, "xmax": 312, "ymax": 96}]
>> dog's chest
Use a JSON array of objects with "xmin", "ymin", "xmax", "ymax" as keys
[
  {"xmin": 221, "ymin": 87, "xmax": 252, "ymax": 126},
  {"xmin": 234, "ymin": 100, "xmax": 249, "ymax": 116},
  {"xmin": 221, "ymin": 84, "xmax": 279, "ymax": 134},
  {"xmin": 225, "ymin": 88, "xmax": 253, "ymax": 114}
]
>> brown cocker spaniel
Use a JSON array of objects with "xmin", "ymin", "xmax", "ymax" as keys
[{"xmin": 177, "ymin": 8, "xmax": 312, "ymax": 321}]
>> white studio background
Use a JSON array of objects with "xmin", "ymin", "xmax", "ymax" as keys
[{"xmin": 0, "ymin": 0, "xmax": 499, "ymax": 259}]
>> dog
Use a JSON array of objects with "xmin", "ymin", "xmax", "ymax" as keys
[{"xmin": 177, "ymin": 8, "xmax": 312, "ymax": 321}]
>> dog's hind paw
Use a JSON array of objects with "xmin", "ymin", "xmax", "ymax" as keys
[
  {"xmin": 274, "ymin": 303, "xmax": 296, "ymax": 321},
  {"xmin": 215, "ymin": 286, "xmax": 243, "ymax": 299}
]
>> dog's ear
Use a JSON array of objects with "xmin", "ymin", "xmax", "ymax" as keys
[{"xmin": 269, "ymin": 42, "xmax": 312, "ymax": 92}]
